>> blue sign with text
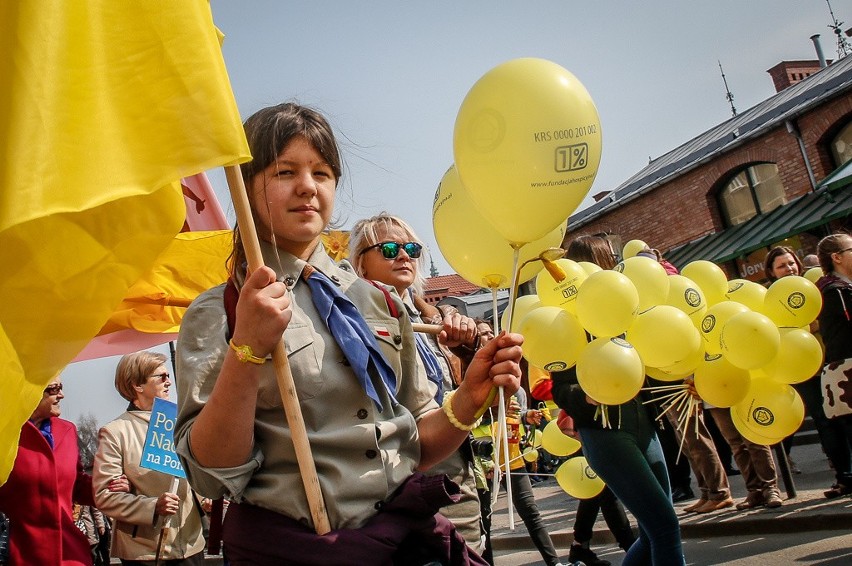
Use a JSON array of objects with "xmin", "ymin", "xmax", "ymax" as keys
[{"xmin": 140, "ymin": 397, "xmax": 186, "ymax": 478}]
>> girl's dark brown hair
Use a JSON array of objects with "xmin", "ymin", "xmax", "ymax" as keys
[
  {"xmin": 763, "ymin": 246, "xmax": 803, "ymax": 282},
  {"xmin": 566, "ymin": 234, "xmax": 617, "ymax": 269},
  {"xmin": 228, "ymin": 103, "xmax": 342, "ymax": 282}
]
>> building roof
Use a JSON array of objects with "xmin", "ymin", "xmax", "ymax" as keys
[
  {"xmin": 570, "ymin": 54, "xmax": 852, "ymax": 228},
  {"xmin": 423, "ymin": 274, "xmax": 481, "ymax": 296}
]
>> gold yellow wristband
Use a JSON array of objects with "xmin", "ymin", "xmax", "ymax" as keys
[
  {"xmin": 229, "ymin": 339, "xmax": 267, "ymax": 365},
  {"xmin": 441, "ymin": 390, "xmax": 478, "ymax": 432}
]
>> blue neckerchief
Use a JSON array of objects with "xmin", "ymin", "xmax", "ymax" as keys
[
  {"xmin": 38, "ymin": 418, "xmax": 54, "ymax": 450},
  {"xmin": 415, "ymin": 333, "xmax": 444, "ymax": 404}
]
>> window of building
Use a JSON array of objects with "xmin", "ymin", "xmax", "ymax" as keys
[
  {"xmin": 830, "ymin": 121, "xmax": 852, "ymax": 166},
  {"xmin": 718, "ymin": 163, "xmax": 786, "ymax": 226}
]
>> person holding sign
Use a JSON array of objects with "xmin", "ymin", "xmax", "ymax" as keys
[
  {"xmin": 93, "ymin": 351, "xmax": 206, "ymax": 565},
  {"xmin": 172, "ymin": 103, "xmax": 523, "ymax": 565}
]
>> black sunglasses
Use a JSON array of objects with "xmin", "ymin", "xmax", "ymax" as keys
[
  {"xmin": 44, "ymin": 383, "xmax": 63, "ymax": 395},
  {"xmin": 360, "ymin": 241, "xmax": 423, "ymax": 260},
  {"xmin": 148, "ymin": 372, "xmax": 170, "ymax": 383}
]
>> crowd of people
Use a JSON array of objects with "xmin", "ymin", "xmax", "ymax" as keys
[{"xmin": 1, "ymin": 100, "xmax": 850, "ymax": 566}]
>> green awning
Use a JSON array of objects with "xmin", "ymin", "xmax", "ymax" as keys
[{"xmin": 666, "ymin": 184, "xmax": 852, "ymax": 268}]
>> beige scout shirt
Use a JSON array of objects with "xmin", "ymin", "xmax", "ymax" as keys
[
  {"xmin": 174, "ymin": 243, "xmax": 437, "ymax": 531},
  {"xmin": 93, "ymin": 411, "xmax": 206, "ymax": 561}
]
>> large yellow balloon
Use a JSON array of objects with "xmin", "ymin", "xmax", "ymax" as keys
[
  {"xmin": 803, "ymin": 267, "xmax": 823, "ymax": 284},
  {"xmin": 578, "ymin": 261, "xmax": 602, "ymax": 276},
  {"xmin": 626, "ymin": 305, "xmax": 702, "ymax": 368},
  {"xmin": 665, "ymin": 274, "xmax": 707, "ymax": 324},
  {"xmin": 622, "ymin": 240, "xmax": 648, "ymax": 260},
  {"xmin": 576, "ymin": 270, "xmax": 639, "ymax": 338},
  {"xmin": 504, "ymin": 295, "xmax": 542, "ymax": 333},
  {"xmin": 725, "ymin": 279, "xmax": 767, "ymax": 312},
  {"xmin": 647, "ymin": 342, "xmax": 705, "ymax": 382},
  {"xmin": 433, "ymin": 165, "xmax": 566, "ymax": 288},
  {"xmin": 762, "ymin": 328, "xmax": 824, "ymax": 384},
  {"xmin": 763, "ymin": 275, "xmax": 823, "ymax": 328},
  {"xmin": 519, "ymin": 306, "xmax": 588, "ymax": 372},
  {"xmin": 541, "ymin": 419, "xmax": 581, "ymax": 457},
  {"xmin": 614, "ymin": 256, "xmax": 670, "ymax": 313},
  {"xmin": 453, "ymin": 58, "xmax": 602, "ymax": 244},
  {"xmin": 694, "ymin": 353, "xmax": 751, "ymax": 407},
  {"xmin": 720, "ymin": 311, "xmax": 781, "ymax": 370},
  {"xmin": 698, "ymin": 301, "xmax": 749, "ymax": 354},
  {"xmin": 731, "ymin": 378, "xmax": 805, "ymax": 445},
  {"xmin": 536, "ymin": 259, "xmax": 587, "ymax": 313},
  {"xmin": 576, "ymin": 337, "xmax": 644, "ymax": 405},
  {"xmin": 682, "ymin": 260, "xmax": 728, "ymax": 306},
  {"xmin": 556, "ymin": 457, "xmax": 606, "ymax": 499}
]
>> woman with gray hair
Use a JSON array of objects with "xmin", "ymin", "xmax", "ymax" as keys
[
  {"xmin": 93, "ymin": 350, "xmax": 206, "ymax": 565},
  {"xmin": 348, "ymin": 212, "xmax": 488, "ymax": 555}
]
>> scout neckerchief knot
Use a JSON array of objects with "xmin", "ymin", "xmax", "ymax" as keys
[
  {"xmin": 414, "ymin": 333, "xmax": 444, "ymax": 404},
  {"xmin": 302, "ymin": 264, "xmax": 398, "ymax": 411}
]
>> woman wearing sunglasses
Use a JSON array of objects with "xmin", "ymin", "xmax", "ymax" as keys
[
  {"xmin": 348, "ymin": 212, "xmax": 486, "ymax": 553},
  {"xmin": 93, "ymin": 351, "xmax": 206, "ymax": 565}
]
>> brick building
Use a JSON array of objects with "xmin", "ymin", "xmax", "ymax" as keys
[{"xmin": 566, "ymin": 54, "xmax": 852, "ymax": 281}]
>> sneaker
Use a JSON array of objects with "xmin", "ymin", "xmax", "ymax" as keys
[
  {"xmin": 764, "ymin": 489, "xmax": 783, "ymax": 508},
  {"xmin": 736, "ymin": 492, "xmax": 764, "ymax": 510},
  {"xmin": 568, "ymin": 544, "xmax": 611, "ymax": 566},
  {"xmin": 824, "ymin": 483, "xmax": 852, "ymax": 499}
]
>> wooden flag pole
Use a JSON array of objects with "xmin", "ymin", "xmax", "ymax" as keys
[{"xmin": 224, "ymin": 165, "xmax": 331, "ymax": 535}]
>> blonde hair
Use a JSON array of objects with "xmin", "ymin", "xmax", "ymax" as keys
[
  {"xmin": 114, "ymin": 351, "xmax": 168, "ymax": 403},
  {"xmin": 348, "ymin": 212, "xmax": 426, "ymax": 297}
]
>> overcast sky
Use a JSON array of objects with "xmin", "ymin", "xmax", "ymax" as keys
[{"xmin": 60, "ymin": 0, "xmax": 846, "ymax": 426}]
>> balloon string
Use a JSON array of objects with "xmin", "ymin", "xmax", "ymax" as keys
[{"xmin": 497, "ymin": 386, "xmax": 515, "ymax": 530}]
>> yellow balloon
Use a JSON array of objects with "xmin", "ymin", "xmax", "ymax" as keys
[
  {"xmin": 622, "ymin": 240, "xmax": 648, "ymax": 259},
  {"xmin": 576, "ymin": 270, "xmax": 639, "ymax": 338},
  {"xmin": 803, "ymin": 266, "xmax": 823, "ymax": 284},
  {"xmin": 626, "ymin": 305, "xmax": 702, "ymax": 369},
  {"xmin": 519, "ymin": 306, "xmax": 588, "ymax": 372},
  {"xmin": 720, "ymin": 311, "xmax": 781, "ymax": 370},
  {"xmin": 503, "ymin": 295, "xmax": 542, "ymax": 333},
  {"xmin": 555, "ymin": 457, "xmax": 606, "ymax": 499},
  {"xmin": 578, "ymin": 261, "xmax": 602, "ymax": 276},
  {"xmin": 541, "ymin": 420, "xmax": 581, "ymax": 457},
  {"xmin": 731, "ymin": 378, "xmax": 805, "ymax": 445},
  {"xmin": 665, "ymin": 274, "xmax": 707, "ymax": 324},
  {"xmin": 694, "ymin": 353, "xmax": 751, "ymax": 407},
  {"xmin": 614, "ymin": 256, "xmax": 670, "ymax": 313},
  {"xmin": 682, "ymin": 260, "xmax": 728, "ymax": 306},
  {"xmin": 647, "ymin": 342, "xmax": 705, "ymax": 382},
  {"xmin": 453, "ymin": 58, "xmax": 602, "ymax": 244},
  {"xmin": 762, "ymin": 328, "xmax": 824, "ymax": 384},
  {"xmin": 725, "ymin": 279, "xmax": 767, "ymax": 312},
  {"xmin": 433, "ymin": 165, "xmax": 566, "ymax": 288},
  {"xmin": 523, "ymin": 447, "xmax": 540, "ymax": 463},
  {"xmin": 698, "ymin": 301, "xmax": 749, "ymax": 354},
  {"xmin": 532, "ymin": 428, "xmax": 543, "ymax": 448},
  {"xmin": 763, "ymin": 275, "xmax": 823, "ymax": 328},
  {"xmin": 535, "ymin": 259, "xmax": 587, "ymax": 313},
  {"xmin": 576, "ymin": 337, "xmax": 645, "ymax": 405}
]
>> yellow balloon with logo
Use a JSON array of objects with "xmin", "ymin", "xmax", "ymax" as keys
[
  {"xmin": 556, "ymin": 457, "xmax": 606, "ymax": 499},
  {"xmin": 503, "ymin": 295, "xmax": 542, "ymax": 333},
  {"xmin": 647, "ymin": 342, "xmax": 705, "ymax": 382},
  {"xmin": 536, "ymin": 259, "xmax": 587, "ymax": 313},
  {"xmin": 577, "ymin": 337, "xmax": 644, "ymax": 405},
  {"xmin": 541, "ymin": 419, "xmax": 581, "ymax": 457},
  {"xmin": 576, "ymin": 270, "xmax": 639, "ymax": 338},
  {"xmin": 454, "ymin": 58, "xmax": 602, "ymax": 245},
  {"xmin": 622, "ymin": 239, "xmax": 647, "ymax": 259},
  {"xmin": 614, "ymin": 256, "xmax": 670, "ymax": 313},
  {"xmin": 579, "ymin": 261, "xmax": 602, "ymax": 276},
  {"xmin": 665, "ymin": 274, "xmax": 707, "ymax": 324},
  {"xmin": 682, "ymin": 260, "xmax": 728, "ymax": 306},
  {"xmin": 519, "ymin": 306, "xmax": 588, "ymax": 372},
  {"xmin": 694, "ymin": 353, "xmax": 751, "ymax": 407},
  {"xmin": 731, "ymin": 378, "xmax": 805, "ymax": 445},
  {"xmin": 762, "ymin": 327, "xmax": 824, "ymax": 384},
  {"xmin": 803, "ymin": 267, "xmax": 822, "ymax": 284},
  {"xmin": 763, "ymin": 275, "xmax": 823, "ymax": 328},
  {"xmin": 725, "ymin": 279, "xmax": 767, "ymax": 312},
  {"xmin": 720, "ymin": 311, "xmax": 781, "ymax": 370},
  {"xmin": 698, "ymin": 301, "xmax": 750, "ymax": 354},
  {"xmin": 433, "ymin": 165, "xmax": 566, "ymax": 289},
  {"xmin": 626, "ymin": 305, "xmax": 702, "ymax": 369}
]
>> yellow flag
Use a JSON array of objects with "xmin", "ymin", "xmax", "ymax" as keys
[{"xmin": 0, "ymin": 0, "xmax": 250, "ymax": 483}]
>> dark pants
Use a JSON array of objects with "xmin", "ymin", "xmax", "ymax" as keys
[
  {"xmin": 580, "ymin": 401, "xmax": 685, "ymax": 566},
  {"xmin": 794, "ymin": 374, "xmax": 852, "ymax": 486},
  {"xmin": 477, "ymin": 487, "xmax": 493, "ymax": 565},
  {"xmin": 510, "ymin": 471, "xmax": 560, "ymax": 566},
  {"xmin": 574, "ymin": 486, "xmax": 636, "ymax": 550}
]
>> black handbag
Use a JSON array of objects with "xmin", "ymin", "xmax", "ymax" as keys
[{"xmin": 0, "ymin": 511, "xmax": 10, "ymax": 566}]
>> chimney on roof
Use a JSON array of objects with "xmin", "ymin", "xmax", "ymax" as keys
[
  {"xmin": 811, "ymin": 34, "xmax": 828, "ymax": 68},
  {"xmin": 766, "ymin": 60, "xmax": 826, "ymax": 92}
]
